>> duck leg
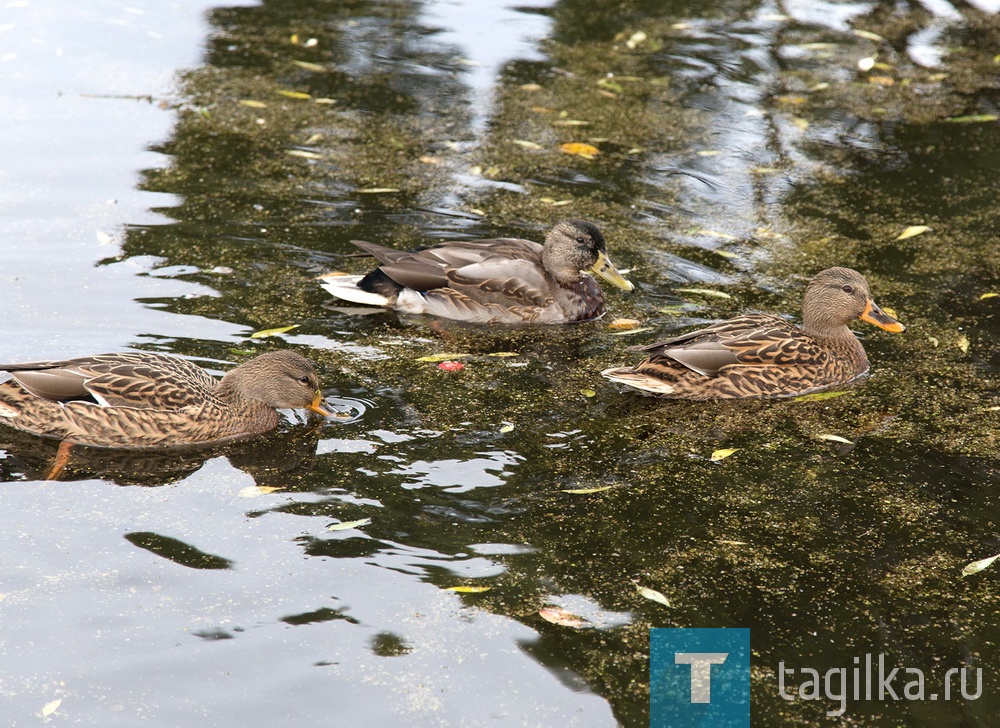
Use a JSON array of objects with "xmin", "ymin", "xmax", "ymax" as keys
[{"xmin": 45, "ymin": 440, "xmax": 74, "ymax": 480}]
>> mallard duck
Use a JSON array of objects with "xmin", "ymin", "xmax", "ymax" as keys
[
  {"xmin": 601, "ymin": 267, "xmax": 905, "ymax": 399},
  {"xmin": 319, "ymin": 219, "xmax": 634, "ymax": 324},
  {"xmin": 0, "ymin": 350, "xmax": 334, "ymax": 449}
]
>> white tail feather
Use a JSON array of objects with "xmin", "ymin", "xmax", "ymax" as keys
[
  {"xmin": 600, "ymin": 368, "xmax": 676, "ymax": 395},
  {"xmin": 318, "ymin": 276, "xmax": 391, "ymax": 307}
]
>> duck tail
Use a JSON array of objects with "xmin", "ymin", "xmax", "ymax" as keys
[
  {"xmin": 600, "ymin": 367, "xmax": 677, "ymax": 396},
  {"xmin": 318, "ymin": 275, "xmax": 391, "ymax": 307}
]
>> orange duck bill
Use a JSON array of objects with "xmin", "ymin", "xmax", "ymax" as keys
[{"xmin": 859, "ymin": 298, "xmax": 905, "ymax": 333}]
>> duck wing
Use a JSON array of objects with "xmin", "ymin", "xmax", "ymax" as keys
[
  {"xmin": 0, "ymin": 352, "xmax": 217, "ymax": 410},
  {"xmin": 354, "ymin": 237, "xmax": 555, "ymax": 311},
  {"xmin": 631, "ymin": 314, "xmax": 828, "ymax": 376}
]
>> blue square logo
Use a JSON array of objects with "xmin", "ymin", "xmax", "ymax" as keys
[{"xmin": 650, "ymin": 628, "xmax": 750, "ymax": 728}]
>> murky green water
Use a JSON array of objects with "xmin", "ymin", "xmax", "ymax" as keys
[{"xmin": 2, "ymin": 0, "xmax": 999, "ymax": 725}]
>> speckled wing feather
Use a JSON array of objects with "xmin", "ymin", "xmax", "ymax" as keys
[
  {"xmin": 0, "ymin": 352, "xmax": 219, "ymax": 410},
  {"xmin": 631, "ymin": 314, "xmax": 834, "ymax": 374}
]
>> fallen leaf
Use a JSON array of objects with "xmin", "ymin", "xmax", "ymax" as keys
[
  {"xmin": 485, "ymin": 352, "xmax": 520, "ymax": 357},
  {"xmin": 327, "ymin": 518, "xmax": 372, "ymax": 531},
  {"xmin": 538, "ymin": 606, "xmax": 589, "ymax": 628},
  {"xmin": 882, "ymin": 307, "xmax": 898, "ymax": 319},
  {"xmin": 437, "ymin": 360, "xmax": 465, "ymax": 372},
  {"xmin": 444, "ymin": 585, "xmax": 491, "ymax": 593},
  {"xmin": 292, "ymin": 60, "xmax": 327, "ymax": 72},
  {"xmin": 608, "ymin": 318, "xmax": 641, "ymax": 330},
  {"xmin": 675, "ymin": 287, "xmax": 732, "ymax": 299},
  {"xmin": 416, "ymin": 352, "xmax": 472, "ymax": 362},
  {"xmin": 697, "ymin": 229, "xmax": 738, "ymax": 240},
  {"xmin": 41, "ymin": 699, "xmax": 62, "ymax": 717},
  {"xmin": 868, "ymin": 76, "xmax": 895, "ymax": 86},
  {"xmin": 250, "ymin": 324, "xmax": 298, "ymax": 338},
  {"xmin": 580, "ymin": 388, "xmax": 597, "ymax": 398},
  {"xmin": 944, "ymin": 114, "xmax": 998, "ymax": 124},
  {"xmin": 717, "ymin": 540, "xmax": 748, "ymax": 546},
  {"xmin": 512, "ymin": 139, "xmax": 543, "ymax": 150},
  {"xmin": 962, "ymin": 553, "xmax": 1000, "ymax": 577},
  {"xmin": 499, "ymin": 423, "xmax": 515, "ymax": 433},
  {"xmin": 817, "ymin": 434, "xmax": 854, "ymax": 445},
  {"xmin": 626, "ymin": 31, "xmax": 647, "ymax": 49},
  {"xmin": 958, "ymin": 335, "xmax": 970, "ymax": 354},
  {"xmin": 927, "ymin": 336, "xmax": 939, "ymax": 347},
  {"xmin": 286, "ymin": 149, "xmax": 323, "ymax": 160},
  {"xmin": 356, "ymin": 187, "xmax": 400, "ymax": 194},
  {"xmin": 794, "ymin": 390, "xmax": 852, "ymax": 402},
  {"xmin": 710, "ymin": 448, "xmax": 738, "ymax": 462},
  {"xmin": 610, "ymin": 326, "xmax": 654, "ymax": 336},
  {"xmin": 560, "ymin": 142, "xmax": 600, "ymax": 159},
  {"xmin": 562, "ymin": 485, "xmax": 615, "ymax": 494},
  {"xmin": 552, "ymin": 119, "xmax": 591, "ymax": 127},
  {"xmin": 635, "ymin": 584, "xmax": 671, "ymax": 607},
  {"xmin": 239, "ymin": 99, "xmax": 268, "ymax": 108},
  {"xmin": 980, "ymin": 292, "xmax": 999, "ymax": 300},
  {"xmin": 520, "ymin": 83, "xmax": 542, "ymax": 91},
  {"xmin": 238, "ymin": 486, "xmax": 285, "ymax": 498},
  {"xmin": 854, "ymin": 29, "xmax": 885, "ymax": 42},
  {"xmin": 896, "ymin": 225, "xmax": 930, "ymax": 240},
  {"xmin": 277, "ymin": 89, "xmax": 312, "ymax": 99}
]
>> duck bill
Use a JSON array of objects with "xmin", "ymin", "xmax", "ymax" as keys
[
  {"xmin": 859, "ymin": 298, "xmax": 905, "ymax": 333},
  {"xmin": 590, "ymin": 251, "xmax": 634, "ymax": 292},
  {"xmin": 308, "ymin": 391, "xmax": 337, "ymax": 417}
]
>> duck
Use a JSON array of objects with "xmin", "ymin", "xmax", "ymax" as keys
[
  {"xmin": 318, "ymin": 219, "xmax": 634, "ymax": 324},
  {"xmin": 0, "ymin": 350, "xmax": 334, "ymax": 450},
  {"xmin": 601, "ymin": 267, "xmax": 905, "ymax": 399}
]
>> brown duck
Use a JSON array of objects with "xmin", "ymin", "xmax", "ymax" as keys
[
  {"xmin": 318, "ymin": 219, "xmax": 634, "ymax": 324},
  {"xmin": 0, "ymin": 350, "xmax": 334, "ymax": 449},
  {"xmin": 601, "ymin": 267, "xmax": 905, "ymax": 399}
]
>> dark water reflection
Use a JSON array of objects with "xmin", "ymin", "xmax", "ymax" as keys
[{"xmin": 3, "ymin": 0, "xmax": 1000, "ymax": 725}]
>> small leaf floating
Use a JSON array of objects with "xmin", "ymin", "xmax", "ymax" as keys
[
  {"xmin": 538, "ymin": 606, "xmax": 590, "ymax": 628},
  {"xmin": 41, "ymin": 699, "xmax": 62, "ymax": 718},
  {"xmin": 979, "ymin": 292, "xmax": 999, "ymax": 300},
  {"xmin": 817, "ymin": 434, "xmax": 854, "ymax": 445},
  {"xmin": 327, "ymin": 518, "xmax": 372, "ymax": 531},
  {"xmin": 562, "ymin": 485, "xmax": 615, "ymax": 494},
  {"xmin": 444, "ymin": 585, "xmax": 492, "ymax": 593},
  {"xmin": 250, "ymin": 324, "xmax": 298, "ymax": 339},
  {"xmin": 675, "ymin": 287, "xmax": 732, "ymax": 299},
  {"xmin": 962, "ymin": 553, "xmax": 1000, "ymax": 577},
  {"xmin": 635, "ymin": 584, "xmax": 672, "ymax": 608},
  {"xmin": 416, "ymin": 353, "xmax": 471, "ymax": 362},
  {"xmin": 560, "ymin": 142, "xmax": 600, "ymax": 159},
  {"xmin": 896, "ymin": 225, "xmax": 930, "ymax": 240},
  {"xmin": 437, "ymin": 360, "xmax": 465, "ymax": 372},
  {"xmin": 958, "ymin": 335, "xmax": 970, "ymax": 354},
  {"xmin": 710, "ymin": 448, "xmax": 738, "ymax": 462}
]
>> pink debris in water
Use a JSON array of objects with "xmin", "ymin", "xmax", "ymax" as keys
[{"xmin": 437, "ymin": 360, "xmax": 465, "ymax": 372}]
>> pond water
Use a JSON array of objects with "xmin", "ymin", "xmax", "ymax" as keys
[{"xmin": 2, "ymin": 0, "xmax": 999, "ymax": 726}]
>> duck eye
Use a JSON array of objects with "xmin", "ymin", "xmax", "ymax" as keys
[
  {"xmin": 575, "ymin": 236, "xmax": 587, "ymax": 245},
  {"xmin": 841, "ymin": 284, "xmax": 855, "ymax": 294},
  {"xmin": 298, "ymin": 375, "xmax": 311, "ymax": 385}
]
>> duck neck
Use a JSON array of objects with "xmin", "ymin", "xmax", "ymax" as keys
[{"xmin": 541, "ymin": 248, "xmax": 581, "ymax": 288}]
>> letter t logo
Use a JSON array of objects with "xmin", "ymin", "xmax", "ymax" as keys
[{"xmin": 675, "ymin": 652, "xmax": 729, "ymax": 703}]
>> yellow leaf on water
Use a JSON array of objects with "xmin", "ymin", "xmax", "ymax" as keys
[
  {"xmin": 854, "ymin": 29, "xmax": 886, "ymax": 42},
  {"xmin": 250, "ymin": 324, "xmax": 298, "ymax": 338},
  {"xmin": 562, "ymin": 485, "xmax": 615, "ymax": 494},
  {"xmin": 580, "ymin": 388, "xmax": 597, "ymax": 398},
  {"xmin": 710, "ymin": 448, "xmax": 738, "ymax": 462},
  {"xmin": 239, "ymin": 99, "xmax": 268, "ymax": 108},
  {"xmin": 611, "ymin": 326, "xmax": 654, "ymax": 336},
  {"xmin": 896, "ymin": 225, "xmax": 930, "ymax": 240},
  {"xmin": 538, "ymin": 606, "xmax": 589, "ymax": 628},
  {"xmin": 445, "ymin": 585, "xmax": 491, "ymax": 593},
  {"xmin": 697, "ymin": 229, "xmax": 738, "ymax": 240},
  {"xmin": 327, "ymin": 518, "xmax": 372, "ymax": 531},
  {"xmin": 499, "ymin": 423, "xmax": 515, "ymax": 433},
  {"xmin": 962, "ymin": 553, "xmax": 1000, "ymax": 577},
  {"xmin": 958, "ymin": 335, "xmax": 970, "ymax": 354},
  {"xmin": 512, "ymin": 139, "xmax": 543, "ymax": 150},
  {"xmin": 794, "ymin": 390, "xmax": 852, "ymax": 402},
  {"xmin": 277, "ymin": 89, "xmax": 312, "ymax": 99},
  {"xmin": 675, "ymin": 288, "xmax": 732, "ymax": 299},
  {"xmin": 882, "ymin": 307, "xmax": 898, "ymax": 319},
  {"xmin": 41, "ymin": 699, "xmax": 62, "ymax": 717},
  {"xmin": 560, "ymin": 142, "xmax": 600, "ymax": 159},
  {"xmin": 286, "ymin": 149, "xmax": 323, "ymax": 160},
  {"xmin": 486, "ymin": 352, "xmax": 520, "ymax": 357},
  {"xmin": 608, "ymin": 318, "xmax": 641, "ymax": 330},
  {"xmin": 927, "ymin": 336, "xmax": 939, "ymax": 347},
  {"xmin": 356, "ymin": 187, "xmax": 400, "ymax": 194},
  {"xmin": 945, "ymin": 114, "xmax": 998, "ymax": 124},
  {"xmin": 980, "ymin": 292, "xmax": 999, "ymax": 300},
  {"xmin": 238, "ymin": 486, "xmax": 285, "ymax": 498},
  {"xmin": 292, "ymin": 60, "xmax": 327, "ymax": 72},
  {"xmin": 817, "ymin": 434, "xmax": 854, "ymax": 445},
  {"xmin": 416, "ymin": 352, "xmax": 472, "ymax": 362},
  {"xmin": 635, "ymin": 584, "xmax": 672, "ymax": 607},
  {"xmin": 552, "ymin": 119, "xmax": 591, "ymax": 127}
]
